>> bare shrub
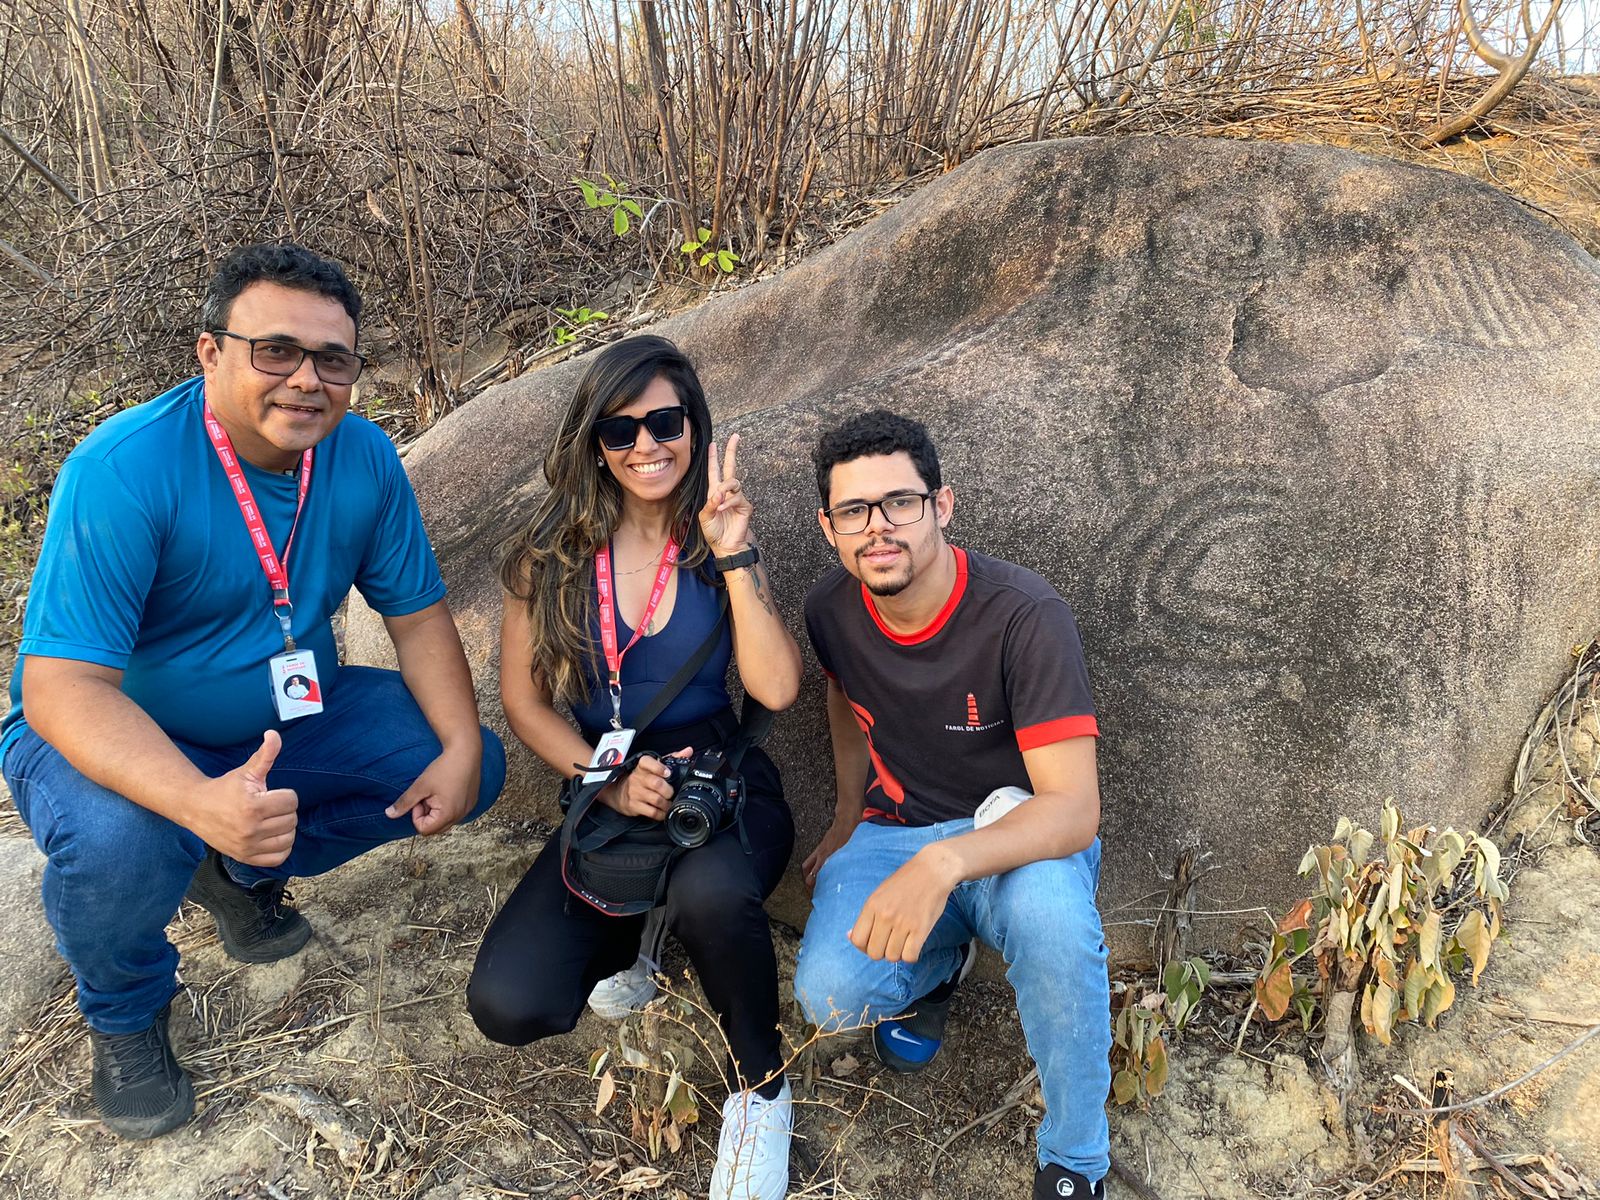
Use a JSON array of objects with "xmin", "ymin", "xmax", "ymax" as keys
[{"xmin": 0, "ymin": 0, "xmax": 1592, "ymax": 659}]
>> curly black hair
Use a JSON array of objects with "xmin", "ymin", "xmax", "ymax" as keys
[
  {"xmin": 199, "ymin": 243, "xmax": 363, "ymax": 339},
  {"xmin": 812, "ymin": 409, "xmax": 942, "ymax": 505}
]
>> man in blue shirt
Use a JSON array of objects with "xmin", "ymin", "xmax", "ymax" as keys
[{"xmin": 1, "ymin": 244, "xmax": 505, "ymax": 1139}]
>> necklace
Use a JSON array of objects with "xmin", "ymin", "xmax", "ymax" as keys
[{"xmin": 611, "ymin": 537, "xmax": 673, "ymax": 576}]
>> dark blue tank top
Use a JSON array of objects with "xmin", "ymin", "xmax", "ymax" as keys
[{"xmin": 570, "ymin": 558, "xmax": 733, "ymax": 734}]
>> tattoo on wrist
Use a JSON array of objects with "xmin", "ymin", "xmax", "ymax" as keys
[{"xmin": 747, "ymin": 565, "xmax": 776, "ymax": 617}]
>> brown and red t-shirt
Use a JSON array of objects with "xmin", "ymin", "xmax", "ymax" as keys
[{"xmin": 804, "ymin": 546, "xmax": 1098, "ymax": 827}]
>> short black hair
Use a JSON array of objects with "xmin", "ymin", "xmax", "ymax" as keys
[
  {"xmin": 200, "ymin": 243, "xmax": 363, "ymax": 339},
  {"xmin": 813, "ymin": 410, "xmax": 942, "ymax": 505}
]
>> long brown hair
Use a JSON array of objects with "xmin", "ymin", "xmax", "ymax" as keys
[{"xmin": 500, "ymin": 335, "xmax": 714, "ymax": 706}]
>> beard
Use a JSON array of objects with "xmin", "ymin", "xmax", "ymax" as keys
[{"xmin": 856, "ymin": 535, "xmax": 916, "ymax": 596}]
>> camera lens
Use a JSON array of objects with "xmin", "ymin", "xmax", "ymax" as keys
[{"xmin": 666, "ymin": 786, "xmax": 720, "ymax": 849}]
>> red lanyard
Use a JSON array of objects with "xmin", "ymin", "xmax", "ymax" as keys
[
  {"xmin": 203, "ymin": 401, "xmax": 313, "ymax": 652},
  {"xmin": 595, "ymin": 537, "xmax": 679, "ymax": 729}
]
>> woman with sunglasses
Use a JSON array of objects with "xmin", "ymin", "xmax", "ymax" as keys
[{"xmin": 468, "ymin": 335, "xmax": 802, "ymax": 1200}]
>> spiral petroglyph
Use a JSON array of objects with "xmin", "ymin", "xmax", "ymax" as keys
[
  {"xmin": 358, "ymin": 136, "xmax": 1600, "ymax": 945},
  {"xmin": 1090, "ymin": 473, "xmax": 1311, "ymax": 703}
]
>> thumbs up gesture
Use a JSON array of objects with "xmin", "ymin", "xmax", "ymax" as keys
[{"xmin": 193, "ymin": 730, "xmax": 300, "ymax": 866}]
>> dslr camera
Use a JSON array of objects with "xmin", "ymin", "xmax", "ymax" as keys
[{"xmin": 659, "ymin": 747, "xmax": 744, "ymax": 848}]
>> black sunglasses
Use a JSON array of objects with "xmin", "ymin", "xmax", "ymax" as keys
[{"xmin": 594, "ymin": 405, "xmax": 688, "ymax": 452}]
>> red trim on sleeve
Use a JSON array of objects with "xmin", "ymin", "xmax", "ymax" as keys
[
  {"xmin": 862, "ymin": 547, "xmax": 968, "ymax": 646},
  {"xmin": 1016, "ymin": 713, "xmax": 1100, "ymax": 750}
]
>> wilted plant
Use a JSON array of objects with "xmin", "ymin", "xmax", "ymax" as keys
[
  {"xmin": 588, "ymin": 991, "xmax": 703, "ymax": 1160},
  {"xmin": 1109, "ymin": 955, "xmax": 1211, "ymax": 1106},
  {"xmin": 1251, "ymin": 800, "xmax": 1509, "ymax": 1116}
]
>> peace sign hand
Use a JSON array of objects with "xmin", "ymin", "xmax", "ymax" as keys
[{"xmin": 699, "ymin": 434, "xmax": 753, "ymax": 556}]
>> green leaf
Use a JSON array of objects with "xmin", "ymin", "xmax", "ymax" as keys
[
  {"xmin": 1292, "ymin": 988, "xmax": 1316, "ymax": 1031},
  {"xmin": 697, "ymin": 227, "xmax": 712, "ymax": 242},
  {"xmin": 556, "ymin": 305, "xmax": 577, "ymax": 318},
  {"xmin": 717, "ymin": 250, "xmax": 739, "ymax": 272},
  {"xmin": 589, "ymin": 310, "xmax": 609, "ymax": 321},
  {"xmin": 1290, "ymin": 928, "xmax": 1311, "ymax": 956},
  {"xmin": 588, "ymin": 1047, "xmax": 610, "ymax": 1079},
  {"xmin": 1162, "ymin": 961, "xmax": 1186, "ymax": 997},
  {"xmin": 573, "ymin": 178, "xmax": 600, "ymax": 208},
  {"xmin": 597, "ymin": 192, "xmax": 618, "ymax": 208},
  {"xmin": 681, "ymin": 240, "xmax": 701, "ymax": 253},
  {"xmin": 613, "ymin": 208, "xmax": 630, "ymax": 235},
  {"xmin": 699, "ymin": 252, "xmax": 714, "ymax": 267},
  {"xmin": 1190, "ymin": 958, "xmax": 1212, "ymax": 988},
  {"xmin": 621, "ymin": 199, "xmax": 643, "ymax": 217}
]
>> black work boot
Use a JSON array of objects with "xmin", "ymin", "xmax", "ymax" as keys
[
  {"xmin": 89, "ymin": 1003, "xmax": 195, "ymax": 1139},
  {"xmin": 1033, "ymin": 1164, "xmax": 1106, "ymax": 1200},
  {"xmin": 184, "ymin": 848, "xmax": 312, "ymax": 963}
]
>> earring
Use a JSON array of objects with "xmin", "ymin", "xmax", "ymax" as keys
[{"xmin": 596, "ymin": 454, "xmax": 605, "ymax": 467}]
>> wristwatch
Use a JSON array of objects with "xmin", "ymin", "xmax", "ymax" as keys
[{"xmin": 714, "ymin": 545, "xmax": 760, "ymax": 573}]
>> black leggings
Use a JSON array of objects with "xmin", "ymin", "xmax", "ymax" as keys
[{"xmin": 468, "ymin": 726, "xmax": 794, "ymax": 1093}]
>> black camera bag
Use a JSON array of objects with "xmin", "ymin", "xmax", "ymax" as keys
[{"xmin": 558, "ymin": 591, "xmax": 771, "ymax": 917}]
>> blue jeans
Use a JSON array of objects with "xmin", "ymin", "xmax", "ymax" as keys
[
  {"xmin": 793, "ymin": 819, "xmax": 1111, "ymax": 1181},
  {"xmin": 2, "ymin": 666, "xmax": 505, "ymax": 1034}
]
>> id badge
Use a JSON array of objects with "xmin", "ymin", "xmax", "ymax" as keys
[
  {"xmin": 270, "ymin": 650, "xmax": 325, "ymax": 721},
  {"xmin": 582, "ymin": 727, "xmax": 636, "ymax": 786}
]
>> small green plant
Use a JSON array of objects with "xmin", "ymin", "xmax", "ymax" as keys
[
  {"xmin": 1109, "ymin": 955, "xmax": 1210, "ymax": 1106},
  {"xmin": 680, "ymin": 227, "xmax": 740, "ymax": 274},
  {"xmin": 551, "ymin": 304, "xmax": 609, "ymax": 347},
  {"xmin": 1251, "ymin": 800, "xmax": 1508, "ymax": 1117},
  {"xmin": 572, "ymin": 175, "xmax": 644, "ymax": 236}
]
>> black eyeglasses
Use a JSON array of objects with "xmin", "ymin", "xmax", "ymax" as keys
[
  {"xmin": 823, "ymin": 492, "xmax": 935, "ymax": 535},
  {"xmin": 212, "ymin": 330, "xmax": 366, "ymax": 385},
  {"xmin": 593, "ymin": 405, "xmax": 688, "ymax": 452}
]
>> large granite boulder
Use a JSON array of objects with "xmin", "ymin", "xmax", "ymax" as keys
[
  {"xmin": 350, "ymin": 136, "xmax": 1600, "ymax": 952},
  {"xmin": 0, "ymin": 810, "xmax": 62, "ymax": 1041}
]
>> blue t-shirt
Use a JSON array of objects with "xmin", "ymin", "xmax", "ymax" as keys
[
  {"xmin": 569, "ymin": 558, "xmax": 732, "ymax": 735},
  {"xmin": 2, "ymin": 376, "xmax": 445, "ymax": 754}
]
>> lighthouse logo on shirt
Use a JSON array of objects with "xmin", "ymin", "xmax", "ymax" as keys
[{"xmin": 944, "ymin": 692, "xmax": 1004, "ymax": 733}]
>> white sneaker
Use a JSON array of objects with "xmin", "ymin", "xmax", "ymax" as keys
[
  {"xmin": 710, "ymin": 1078, "xmax": 792, "ymax": 1200},
  {"xmin": 587, "ymin": 908, "xmax": 666, "ymax": 1020}
]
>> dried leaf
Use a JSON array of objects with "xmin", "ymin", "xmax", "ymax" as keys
[
  {"xmin": 1277, "ymin": 898, "xmax": 1313, "ymax": 933},
  {"xmin": 1111, "ymin": 1069, "xmax": 1140, "ymax": 1106},
  {"xmin": 618, "ymin": 1165, "xmax": 669, "ymax": 1193},
  {"xmin": 829, "ymin": 1053, "xmax": 861, "ymax": 1077},
  {"xmin": 1419, "ymin": 910, "xmax": 1442, "ymax": 970},
  {"xmin": 1369, "ymin": 980, "xmax": 1398, "ymax": 1045},
  {"xmin": 1421, "ymin": 974, "xmax": 1456, "ymax": 1025},
  {"xmin": 1257, "ymin": 960, "xmax": 1294, "ymax": 1021},
  {"xmin": 1143, "ymin": 1036, "xmax": 1169, "ymax": 1096},
  {"xmin": 1455, "ymin": 909, "xmax": 1493, "ymax": 985},
  {"xmin": 595, "ymin": 1069, "xmax": 617, "ymax": 1116},
  {"xmin": 1403, "ymin": 958, "xmax": 1428, "ymax": 1020}
]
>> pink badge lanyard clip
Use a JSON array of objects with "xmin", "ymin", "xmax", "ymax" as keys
[
  {"xmin": 203, "ymin": 401, "xmax": 313, "ymax": 653},
  {"xmin": 595, "ymin": 538, "xmax": 680, "ymax": 730}
]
